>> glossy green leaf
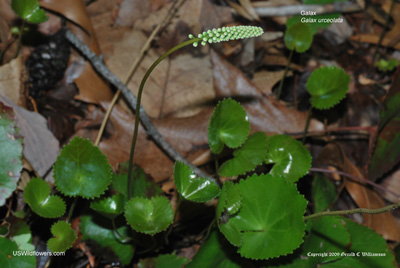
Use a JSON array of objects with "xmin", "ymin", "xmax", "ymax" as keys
[
  {"xmin": 139, "ymin": 254, "xmax": 190, "ymax": 268},
  {"xmin": 0, "ymin": 237, "xmax": 36, "ymax": 267},
  {"xmin": 54, "ymin": 136, "xmax": 112, "ymax": 199},
  {"xmin": 80, "ymin": 213, "xmax": 134, "ymax": 265},
  {"xmin": 90, "ymin": 193, "xmax": 125, "ymax": 219},
  {"xmin": 217, "ymin": 174, "xmax": 308, "ymax": 260},
  {"xmin": 284, "ymin": 22, "xmax": 313, "ymax": 53},
  {"xmin": 306, "ymin": 66, "xmax": 350, "ymax": 110},
  {"xmin": 23, "ymin": 178, "xmax": 66, "ymax": 218},
  {"xmin": 11, "ymin": 0, "xmax": 48, "ymax": 24},
  {"xmin": 265, "ymin": 135, "xmax": 312, "ymax": 183},
  {"xmin": 9, "ymin": 219, "xmax": 34, "ymax": 251},
  {"xmin": 111, "ymin": 162, "xmax": 162, "ymax": 198},
  {"xmin": 312, "ymin": 174, "xmax": 336, "ymax": 212},
  {"xmin": 47, "ymin": 221, "xmax": 77, "ymax": 252},
  {"xmin": 276, "ymin": 216, "xmax": 350, "ymax": 267},
  {"xmin": 174, "ymin": 161, "xmax": 220, "ymax": 202},
  {"xmin": 124, "ymin": 196, "xmax": 173, "ymax": 235},
  {"xmin": 369, "ymin": 70, "xmax": 400, "ymax": 180},
  {"xmin": 208, "ymin": 98, "xmax": 250, "ymax": 154},
  {"xmin": 219, "ymin": 132, "xmax": 268, "ymax": 177},
  {"xmin": 187, "ymin": 230, "xmax": 256, "ymax": 268},
  {"xmin": 0, "ymin": 102, "xmax": 23, "ymax": 206},
  {"xmin": 376, "ymin": 58, "xmax": 398, "ymax": 72},
  {"xmin": 323, "ymin": 218, "xmax": 396, "ymax": 267}
]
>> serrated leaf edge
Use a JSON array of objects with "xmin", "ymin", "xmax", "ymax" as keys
[
  {"xmin": 208, "ymin": 98, "xmax": 250, "ymax": 154},
  {"xmin": 124, "ymin": 196, "xmax": 173, "ymax": 235},
  {"xmin": 235, "ymin": 174, "xmax": 307, "ymax": 260},
  {"xmin": 54, "ymin": 137, "xmax": 113, "ymax": 199},
  {"xmin": 47, "ymin": 221, "xmax": 77, "ymax": 252}
]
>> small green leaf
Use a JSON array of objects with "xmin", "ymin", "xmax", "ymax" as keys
[
  {"xmin": 187, "ymin": 230, "xmax": 256, "ymax": 268},
  {"xmin": 208, "ymin": 98, "xmax": 250, "ymax": 154},
  {"xmin": 0, "ymin": 102, "xmax": 23, "ymax": 206},
  {"xmin": 0, "ymin": 237, "xmax": 36, "ymax": 267},
  {"xmin": 306, "ymin": 66, "xmax": 350, "ymax": 110},
  {"xmin": 23, "ymin": 178, "xmax": 66, "ymax": 218},
  {"xmin": 80, "ymin": 213, "xmax": 134, "ymax": 265},
  {"xmin": 217, "ymin": 174, "xmax": 308, "ymax": 260},
  {"xmin": 47, "ymin": 221, "xmax": 77, "ymax": 252},
  {"xmin": 11, "ymin": 0, "xmax": 48, "ymax": 24},
  {"xmin": 90, "ymin": 193, "xmax": 125, "ymax": 219},
  {"xmin": 219, "ymin": 132, "xmax": 268, "ymax": 177},
  {"xmin": 54, "ymin": 136, "xmax": 112, "ymax": 199},
  {"xmin": 265, "ymin": 135, "xmax": 312, "ymax": 183},
  {"xmin": 111, "ymin": 163, "xmax": 162, "ymax": 198},
  {"xmin": 174, "ymin": 162, "xmax": 220, "ymax": 203},
  {"xmin": 284, "ymin": 22, "xmax": 313, "ymax": 53},
  {"xmin": 124, "ymin": 196, "xmax": 173, "ymax": 235},
  {"xmin": 312, "ymin": 174, "xmax": 336, "ymax": 212},
  {"xmin": 376, "ymin": 58, "xmax": 399, "ymax": 72}
]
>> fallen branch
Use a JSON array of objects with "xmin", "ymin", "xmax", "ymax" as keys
[{"xmin": 64, "ymin": 29, "xmax": 215, "ymax": 182}]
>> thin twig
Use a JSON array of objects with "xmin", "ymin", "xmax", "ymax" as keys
[
  {"xmin": 94, "ymin": 0, "xmax": 185, "ymax": 146},
  {"xmin": 304, "ymin": 202, "xmax": 400, "ymax": 221},
  {"xmin": 310, "ymin": 167, "xmax": 400, "ymax": 199},
  {"xmin": 64, "ymin": 29, "xmax": 215, "ymax": 182}
]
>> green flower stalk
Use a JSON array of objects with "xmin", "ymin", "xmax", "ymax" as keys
[
  {"xmin": 189, "ymin": 25, "xmax": 264, "ymax": 47},
  {"xmin": 127, "ymin": 25, "xmax": 264, "ymax": 199}
]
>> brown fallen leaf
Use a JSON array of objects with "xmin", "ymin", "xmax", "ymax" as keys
[
  {"xmin": 0, "ymin": 95, "xmax": 59, "ymax": 180},
  {"xmin": 39, "ymin": 0, "xmax": 114, "ymax": 104},
  {"xmin": 317, "ymin": 143, "xmax": 400, "ymax": 242},
  {"xmin": 0, "ymin": 56, "xmax": 26, "ymax": 107},
  {"xmin": 210, "ymin": 49, "xmax": 322, "ymax": 134},
  {"xmin": 350, "ymin": 0, "xmax": 400, "ymax": 49}
]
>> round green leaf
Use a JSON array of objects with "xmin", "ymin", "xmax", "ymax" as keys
[
  {"xmin": 54, "ymin": 136, "xmax": 112, "ymax": 199},
  {"xmin": 23, "ymin": 178, "xmax": 66, "ymax": 218},
  {"xmin": 174, "ymin": 162, "xmax": 220, "ymax": 203},
  {"xmin": 47, "ymin": 221, "xmax": 77, "ymax": 252},
  {"xmin": 265, "ymin": 135, "xmax": 312, "ymax": 183},
  {"xmin": 217, "ymin": 174, "xmax": 308, "ymax": 260},
  {"xmin": 0, "ymin": 237, "xmax": 36, "ymax": 268},
  {"xmin": 11, "ymin": 0, "xmax": 48, "ymax": 24},
  {"xmin": 124, "ymin": 196, "xmax": 173, "ymax": 235},
  {"xmin": 306, "ymin": 66, "xmax": 350, "ymax": 109},
  {"xmin": 284, "ymin": 22, "xmax": 313, "ymax": 53},
  {"xmin": 0, "ymin": 102, "xmax": 23, "ymax": 206},
  {"xmin": 219, "ymin": 132, "xmax": 268, "ymax": 177},
  {"xmin": 90, "ymin": 193, "xmax": 125, "ymax": 219},
  {"xmin": 208, "ymin": 98, "xmax": 250, "ymax": 154}
]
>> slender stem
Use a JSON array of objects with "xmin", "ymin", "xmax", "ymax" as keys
[
  {"xmin": 304, "ymin": 202, "xmax": 400, "ymax": 221},
  {"xmin": 310, "ymin": 167, "xmax": 400, "ymax": 198},
  {"xmin": 127, "ymin": 38, "xmax": 201, "ymax": 200},
  {"xmin": 276, "ymin": 49, "xmax": 294, "ymax": 99},
  {"xmin": 111, "ymin": 218, "xmax": 132, "ymax": 243},
  {"xmin": 302, "ymin": 107, "xmax": 312, "ymax": 143},
  {"xmin": 66, "ymin": 198, "xmax": 78, "ymax": 223}
]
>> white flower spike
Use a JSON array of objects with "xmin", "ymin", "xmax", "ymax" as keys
[{"xmin": 189, "ymin": 25, "xmax": 264, "ymax": 47}]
